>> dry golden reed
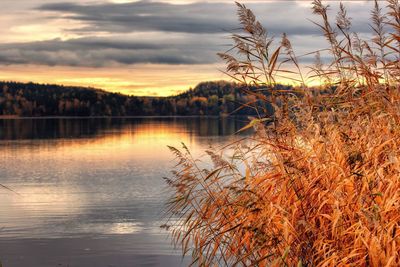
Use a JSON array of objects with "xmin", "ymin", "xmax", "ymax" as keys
[{"xmin": 165, "ymin": 1, "xmax": 400, "ymax": 266}]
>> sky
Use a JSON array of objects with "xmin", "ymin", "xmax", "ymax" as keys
[{"xmin": 0, "ymin": 0, "xmax": 374, "ymax": 96}]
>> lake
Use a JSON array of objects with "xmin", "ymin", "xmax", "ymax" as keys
[{"xmin": 0, "ymin": 117, "xmax": 248, "ymax": 267}]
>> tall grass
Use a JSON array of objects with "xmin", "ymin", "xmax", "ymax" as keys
[{"xmin": 165, "ymin": 1, "xmax": 400, "ymax": 266}]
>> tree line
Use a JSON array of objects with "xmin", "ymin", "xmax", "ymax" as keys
[{"xmin": 0, "ymin": 81, "xmax": 292, "ymax": 117}]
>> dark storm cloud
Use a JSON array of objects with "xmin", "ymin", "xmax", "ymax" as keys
[
  {"xmin": 37, "ymin": 1, "xmax": 373, "ymax": 35},
  {"xmin": 0, "ymin": 1, "xmax": 375, "ymax": 67},
  {"xmin": 37, "ymin": 1, "xmax": 330, "ymax": 36},
  {"xmin": 38, "ymin": 1, "xmax": 235, "ymax": 34},
  {"xmin": 0, "ymin": 36, "xmax": 223, "ymax": 66}
]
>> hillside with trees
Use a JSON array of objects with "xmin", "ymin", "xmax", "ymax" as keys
[{"xmin": 0, "ymin": 81, "xmax": 287, "ymax": 117}]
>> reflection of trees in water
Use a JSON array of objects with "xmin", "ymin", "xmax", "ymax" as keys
[
  {"xmin": 0, "ymin": 118, "xmax": 114, "ymax": 140},
  {"xmin": 0, "ymin": 117, "xmax": 249, "ymax": 140}
]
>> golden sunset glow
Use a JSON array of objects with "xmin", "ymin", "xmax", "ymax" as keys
[{"xmin": 0, "ymin": 64, "xmax": 225, "ymax": 96}]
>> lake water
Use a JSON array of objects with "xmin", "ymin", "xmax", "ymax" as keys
[{"xmin": 0, "ymin": 117, "xmax": 248, "ymax": 267}]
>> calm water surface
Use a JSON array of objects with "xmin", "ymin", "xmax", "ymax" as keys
[{"xmin": 0, "ymin": 117, "xmax": 248, "ymax": 267}]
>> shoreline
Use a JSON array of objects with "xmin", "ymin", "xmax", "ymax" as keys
[{"xmin": 0, "ymin": 114, "xmax": 248, "ymax": 120}]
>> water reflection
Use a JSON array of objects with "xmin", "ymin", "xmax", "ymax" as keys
[
  {"xmin": 0, "ymin": 117, "xmax": 248, "ymax": 140},
  {"xmin": 0, "ymin": 117, "xmax": 248, "ymax": 267}
]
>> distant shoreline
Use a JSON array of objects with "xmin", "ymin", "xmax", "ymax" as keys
[
  {"xmin": 0, "ymin": 81, "xmax": 273, "ymax": 118},
  {"xmin": 0, "ymin": 115, "xmax": 19, "ymax": 119},
  {"xmin": 0, "ymin": 115, "xmax": 247, "ymax": 120}
]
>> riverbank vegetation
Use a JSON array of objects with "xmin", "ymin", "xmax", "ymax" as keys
[{"xmin": 165, "ymin": 1, "xmax": 400, "ymax": 266}]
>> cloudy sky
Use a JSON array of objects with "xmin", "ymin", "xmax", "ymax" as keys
[{"xmin": 0, "ymin": 0, "xmax": 374, "ymax": 96}]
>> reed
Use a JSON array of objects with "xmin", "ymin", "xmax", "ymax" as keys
[{"xmin": 165, "ymin": 1, "xmax": 400, "ymax": 266}]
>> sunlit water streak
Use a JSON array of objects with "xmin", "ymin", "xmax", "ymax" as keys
[{"xmin": 0, "ymin": 117, "xmax": 248, "ymax": 267}]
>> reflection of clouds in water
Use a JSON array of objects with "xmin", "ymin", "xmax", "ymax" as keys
[
  {"xmin": 15, "ymin": 186, "xmax": 86, "ymax": 213},
  {"xmin": 0, "ymin": 118, "xmax": 248, "ymax": 247},
  {"xmin": 1, "ymin": 184, "xmax": 144, "ymax": 237},
  {"xmin": 0, "ymin": 185, "xmax": 87, "ymax": 238},
  {"xmin": 76, "ymin": 221, "xmax": 143, "ymax": 235}
]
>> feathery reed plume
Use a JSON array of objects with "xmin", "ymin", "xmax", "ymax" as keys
[
  {"xmin": 387, "ymin": 0, "xmax": 400, "ymax": 52},
  {"xmin": 311, "ymin": 0, "xmax": 345, "ymax": 85},
  {"xmin": 218, "ymin": 2, "xmax": 284, "ymax": 88},
  {"xmin": 371, "ymin": 0, "xmax": 389, "ymax": 85},
  {"xmin": 281, "ymin": 33, "xmax": 306, "ymax": 87}
]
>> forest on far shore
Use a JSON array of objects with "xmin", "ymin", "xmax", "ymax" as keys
[{"xmin": 0, "ymin": 81, "xmax": 289, "ymax": 117}]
